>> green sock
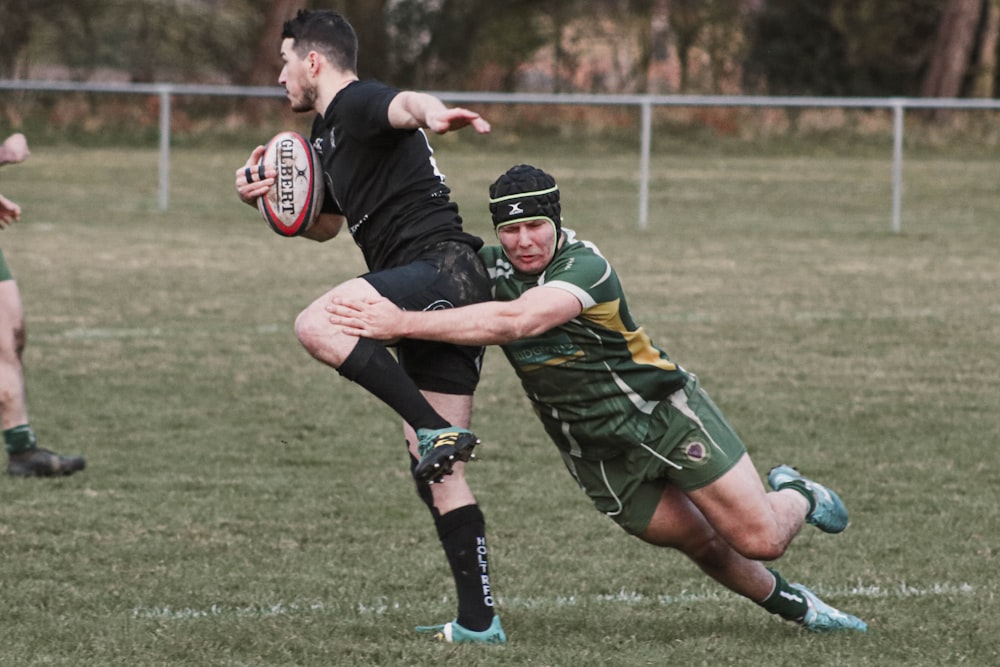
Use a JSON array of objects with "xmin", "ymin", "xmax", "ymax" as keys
[
  {"xmin": 3, "ymin": 424, "xmax": 37, "ymax": 455},
  {"xmin": 776, "ymin": 479, "xmax": 816, "ymax": 516},
  {"xmin": 758, "ymin": 568, "xmax": 809, "ymax": 622}
]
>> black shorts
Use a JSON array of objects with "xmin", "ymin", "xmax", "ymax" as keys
[{"xmin": 362, "ymin": 241, "xmax": 491, "ymax": 395}]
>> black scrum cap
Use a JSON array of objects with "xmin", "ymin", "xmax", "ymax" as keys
[{"xmin": 488, "ymin": 164, "xmax": 561, "ymax": 235}]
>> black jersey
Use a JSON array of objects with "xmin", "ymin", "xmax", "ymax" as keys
[{"xmin": 310, "ymin": 79, "xmax": 482, "ymax": 270}]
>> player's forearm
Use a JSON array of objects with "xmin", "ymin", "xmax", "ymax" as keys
[
  {"xmin": 301, "ymin": 214, "xmax": 344, "ymax": 242},
  {"xmin": 398, "ymin": 301, "xmax": 535, "ymax": 347},
  {"xmin": 387, "ymin": 91, "xmax": 445, "ymax": 130}
]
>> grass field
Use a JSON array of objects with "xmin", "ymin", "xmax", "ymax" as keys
[{"xmin": 0, "ymin": 134, "xmax": 997, "ymax": 666}]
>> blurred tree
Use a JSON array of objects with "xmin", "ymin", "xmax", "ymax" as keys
[
  {"xmin": 247, "ymin": 0, "xmax": 303, "ymax": 86},
  {"xmin": 971, "ymin": 0, "xmax": 1000, "ymax": 97},
  {"xmin": 7, "ymin": 0, "xmax": 274, "ymax": 83},
  {"xmin": 746, "ymin": 0, "xmax": 943, "ymax": 96},
  {"xmin": 583, "ymin": 0, "xmax": 761, "ymax": 95},
  {"xmin": 5, "ymin": 0, "xmax": 997, "ymax": 99},
  {"xmin": 687, "ymin": 0, "xmax": 760, "ymax": 94},
  {"xmin": 921, "ymin": 0, "xmax": 984, "ymax": 97},
  {"xmin": 337, "ymin": 0, "xmax": 392, "ymax": 79},
  {"xmin": 0, "ymin": 0, "xmax": 60, "ymax": 78},
  {"xmin": 386, "ymin": 0, "xmax": 554, "ymax": 90},
  {"xmin": 669, "ymin": 0, "xmax": 706, "ymax": 93},
  {"xmin": 634, "ymin": 0, "xmax": 670, "ymax": 93}
]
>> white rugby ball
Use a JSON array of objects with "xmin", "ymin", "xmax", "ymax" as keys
[{"xmin": 256, "ymin": 131, "xmax": 324, "ymax": 237}]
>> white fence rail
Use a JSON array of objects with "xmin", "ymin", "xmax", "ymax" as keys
[{"xmin": 3, "ymin": 80, "xmax": 1000, "ymax": 231}]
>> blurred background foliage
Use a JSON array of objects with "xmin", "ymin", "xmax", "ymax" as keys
[
  {"xmin": 2, "ymin": 0, "xmax": 998, "ymax": 98},
  {"xmin": 1, "ymin": 0, "xmax": 998, "ymax": 148}
]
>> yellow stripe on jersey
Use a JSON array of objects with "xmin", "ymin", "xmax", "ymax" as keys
[{"xmin": 583, "ymin": 299, "xmax": 678, "ymax": 372}]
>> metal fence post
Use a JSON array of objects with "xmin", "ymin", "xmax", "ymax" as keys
[
  {"xmin": 158, "ymin": 85, "xmax": 171, "ymax": 212},
  {"xmin": 891, "ymin": 100, "xmax": 904, "ymax": 234},
  {"xmin": 639, "ymin": 98, "xmax": 652, "ymax": 230}
]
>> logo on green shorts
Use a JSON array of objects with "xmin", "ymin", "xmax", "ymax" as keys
[{"xmin": 683, "ymin": 441, "xmax": 708, "ymax": 463}]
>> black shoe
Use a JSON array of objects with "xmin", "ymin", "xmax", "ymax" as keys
[
  {"xmin": 413, "ymin": 427, "xmax": 479, "ymax": 484},
  {"xmin": 8, "ymin": 448, "xmax": 86, "ymax": 477}
]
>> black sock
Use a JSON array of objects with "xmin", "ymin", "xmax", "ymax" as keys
[
  {"xmin": 435, "ymin": 504, "xmax": 495, "ymax": 631},
  {"xmin": 337, "ymin": 338, "xmax": 448, "ymax": 431},
  {"xmin": 410, "ymin": 452, "xmax": 440, "ymax": 519},
  {"xmin": 757, "ymin": 568, "xmax": 809, "ymax": 622}
]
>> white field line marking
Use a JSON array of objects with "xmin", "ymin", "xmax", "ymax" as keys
[
  {"xmin": 34, "ymin": 323, "xmax": 285, "ymax": 341},
  {"xmin": 131, "ymin": 581, "xmax": 975, "ymax": 621}
]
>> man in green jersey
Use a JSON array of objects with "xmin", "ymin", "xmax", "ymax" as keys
[
  {"xmin": 327, "ymin": 164, "xmax": 867, "ymax": 634},
  {"xmin": 1, "ymin": 132, "xmax": 87, "ymax": 477}
]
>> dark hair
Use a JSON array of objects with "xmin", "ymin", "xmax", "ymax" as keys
[{"xmin": 282, "ymin": 9, "xmax": 358, "ymax": 73}]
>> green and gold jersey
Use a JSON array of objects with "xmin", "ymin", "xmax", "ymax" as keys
[{"xmin": 479, "ymin": 230, "xmax": 688, "ymax": 460}]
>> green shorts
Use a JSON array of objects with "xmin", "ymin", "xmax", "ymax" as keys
[
  {"xmin": 559, "ymin": 374, "xmax": 747, "ymax": 536},
  {"xmin": 0, "ymin": 248, "xmax": 12, "ymax": 282}
]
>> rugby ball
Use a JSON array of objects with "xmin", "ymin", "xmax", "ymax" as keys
[{"xmin": 256, "ymin": 131, "xmax": 324, "ymax": 237}]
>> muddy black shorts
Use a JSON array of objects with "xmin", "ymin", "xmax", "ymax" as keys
[{"xmin": 362, "ymin": 241, "xmax": 491, "ymax": 395}]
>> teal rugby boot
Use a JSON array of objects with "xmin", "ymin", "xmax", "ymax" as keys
[
  {"xmin": 790, "ymin": 583, "xmax": 868, "ymax": 633},
  {"xmin": 768, "ymin": 464, "xmax": 849, "ymax": 533},
  {"xmin": 415, "ymin": 615, "xmax": 507, "ymax": 644}
]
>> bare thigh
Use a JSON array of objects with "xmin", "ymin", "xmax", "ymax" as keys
[
  {"xmin": 0, "ymin": 280, "xmax": 24, "ymax": 351},
  {"xmin": 640, "ymin": 484, "xmax": 779, "ymax": 602},
  {"xmin": 684, "ymin": 453, "xmax": 808, "ymax": 561}
]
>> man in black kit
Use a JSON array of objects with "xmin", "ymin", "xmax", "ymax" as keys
[{"xmin": 235, "ymin": 9, "xmax": 504, "ymax": 644}]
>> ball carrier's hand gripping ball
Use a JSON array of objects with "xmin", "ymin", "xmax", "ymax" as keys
[{"xmin": 256, "ymin": 131, "xmax": 324, "ymax": 236}]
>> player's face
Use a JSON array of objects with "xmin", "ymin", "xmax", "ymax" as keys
[
  {"xmin": 278, "ymin": 39, "xmax": 318, "ymax": 113},
  {"xmin": 498, "ymin": 219, "xmax": 557, "ymax": 275}
]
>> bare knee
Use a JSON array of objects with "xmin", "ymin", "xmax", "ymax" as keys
[
  {"xmin": 293, "ymin": 305, "xmax": 324, "ymax": 355},
  {"xmin": 0, "ymin": 321, "xmax": 25, "ymax": 361},
  {"xmin": 295, "ymin": 301, "xmax": 369, "ymax": 371},
  {"xmin": 296, "ymin": 279, "xmax": 376, "ymax": 362}
]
